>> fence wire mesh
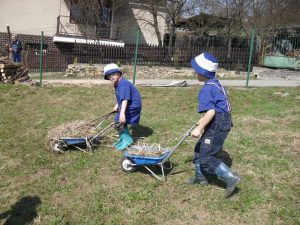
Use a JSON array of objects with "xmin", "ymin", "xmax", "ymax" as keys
[{"xmin": 1, "ymin": 27, "xmax": 299, "ymax": 85}]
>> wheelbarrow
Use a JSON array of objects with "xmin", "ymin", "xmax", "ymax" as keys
[
  {"xmin": 120, "ymin": 124, "xmax": 197, "ymax": 181},
  {"xmin": 50, "ymin": 111, "xmax": 117, "ymax": 153}
]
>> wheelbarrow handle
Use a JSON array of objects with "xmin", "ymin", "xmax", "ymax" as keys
[
  {"xmin": 72, "ymin": 111, "xmax": 116, "ymax": 130},
  {"xmin": 161, "ymin": 124, "xmax": 197, "ymax": 164},
  {"xmin": 186, "ymin": 123, "xmax": 198, "ymax": 137},
  {"xmin": 173, "ymin": 124, "xmax": 197, "ymax": 149},
  {"xmin": 89, "ymin": 111, "xmax": 117, "ymax": 124},
  {"xmin": 90, "ymin": 121, "xmax": 118, "ymax": 141}
]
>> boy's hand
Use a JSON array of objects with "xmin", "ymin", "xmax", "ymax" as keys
[
  {"xmin": 191, "ymin": 127, "xmax": 204, "ymax": 138},
  {"xmin": 113, "ymin": 104, "xmax": 118, "ymax": 112},
  {"xmin": 119, "ymin": 113, "xmax": 126, "ymax": 124}
]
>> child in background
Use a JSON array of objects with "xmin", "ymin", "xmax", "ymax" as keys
[
  {"xmin": 189, "ymin": 52, "xmax": 241, "ymax": 198},
  {"xmin": 104, "ymin": 63, "xmax": 142, "ymax": 150},
  {"xmin": 9, "ymin": 34, "xmax": 22, "ymax": 62}
]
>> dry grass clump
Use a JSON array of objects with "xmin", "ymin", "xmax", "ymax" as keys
[
  {"xmin": 47, "ymin": 120, "xmax": 95, "ymax": 139},
  {"xmin": 127, "ymin": 144, "xmax": 170, "ymax": 157},
  {"xmin": 46, "ymin": 120, "xmax": 96, "ymax": 143}
]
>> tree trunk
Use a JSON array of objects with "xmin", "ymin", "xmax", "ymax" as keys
[{"xmin": 153, "ymin": 12, "xmax": 162, "ymax": 46}]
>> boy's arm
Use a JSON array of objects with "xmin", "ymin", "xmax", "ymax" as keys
[
  {"xmin": 191, "ymin": 109, "xmax": 215, "ymax": 138},
  {"xmin": 119, "ymin": 100, "xmax": 128, "ymax": 123}
]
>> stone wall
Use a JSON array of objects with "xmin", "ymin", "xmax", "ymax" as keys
[{"xmin": 64, "ymin": 63, "xmax": 246, "ymax": 79}]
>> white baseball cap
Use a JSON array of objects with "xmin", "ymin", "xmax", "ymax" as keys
[{"xmin": 103, "ymin": 63, "xmax": 122, "ymax": 80}]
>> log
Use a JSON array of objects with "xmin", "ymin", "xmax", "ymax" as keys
[
  {"xmin": 16, "ymin": 75, "xmax": 30, "ymax": 82},
  {"xmin": 10, "ymin": 68, "xmax": 29, "ymax": 82},
  {"xmin": 2, "ymin": 63, "xmax": 23, "ymax": 69},
  {"xmin": 17, "ymin": 66, "xmax": 27, "ymax": 72},
  {"xmin": 0, "ymin": 57, "xmax": 30, "ymax": 84},
  {"xmin": 16, "ymin": 68, "xmax": 29, "ymax": 78},
  {"xmin": 0, "ymin": 56, "xmax": 8, "ymax": 61}
]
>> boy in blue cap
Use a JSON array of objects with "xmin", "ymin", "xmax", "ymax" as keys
[
  {"xmin": 104, "ymin": 63, "xmax": 142, "ymax": 150},
  {"xmin": 189, "ymin": 52, "xmax": 241, "ymax": 198},
  {"xmin": 9, "ymin": 34, "xmax": 22, "ymax": 63}
]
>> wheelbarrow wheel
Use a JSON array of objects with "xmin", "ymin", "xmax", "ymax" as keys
[
  {"xmin": 120, "ymin": 156, "xmax": 136, "ymax": 173},
  {"xmin": 163, "ymin": 158, "xmax": 173, "ymax": 170},
  {"xmin": 50, "ymin": 139, "xmax": 67, "ymax": 153}
]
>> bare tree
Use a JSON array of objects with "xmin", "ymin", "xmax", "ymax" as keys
[
  {"xmin": 133, "ymin": 0, "xmax": 201, "ymax": 47},
  {"xmin": 63, "ymin": 0, "xmax": 126, "ymax": 39},
  {"xmin": 132, "ymin": 0, "xmax": 166, "ymax": 46},
  {"xmin": 62, "ymin": 0, "xmax": 300, "ymax": 45},
  {"xmin": 246, "ymin": 0, "xmax": 300, "ymax": 32}
]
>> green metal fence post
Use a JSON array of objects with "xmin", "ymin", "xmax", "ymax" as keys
[
  {"xmin": 39, "ymin": 31, "xmax": 44, "ymax": 86},
  {"xmin": 133, "ymin": 28, "xmax": 140, "ymax": 85},
  {"xmin": 246, "ymin": 29, "xmax": 255, "ymax": 87}
]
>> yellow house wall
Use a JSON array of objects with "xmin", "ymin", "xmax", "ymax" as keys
[
  {"xmin": 0, "ymin": 0, "xmax": 70, "ymax": 36},
  {"xmin": 0, "ymin": 0, "xmax": 166, "ymax": 45}
]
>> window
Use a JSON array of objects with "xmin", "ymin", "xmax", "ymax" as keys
[{"xmin": 70, "ymin": 0, "xmax": 81, "ymax": 23}]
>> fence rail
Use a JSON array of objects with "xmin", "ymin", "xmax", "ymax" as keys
[
  {"xmin": 2, "ymin": 28, "xmax": 300, "ymax": 73},
  {"xmin": 24, "ymin": 43, "xmax": 257, "ymax": 72}
]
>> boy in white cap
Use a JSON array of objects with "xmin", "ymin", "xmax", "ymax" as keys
[
  {"xmin": 104, "ymin": 63, "xmax": 142, "ymax": 150},
  {"xmin": 189, "ymin": 52, "xmax": 241, "ymax": 198}
]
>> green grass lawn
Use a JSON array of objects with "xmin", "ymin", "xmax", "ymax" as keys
[{"xmin": 0, "ymin": 84, "xmax": 299, "ymax": 225}]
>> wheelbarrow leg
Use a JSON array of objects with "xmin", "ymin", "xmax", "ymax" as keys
[{"xmin": 143, "ymin": 163, "xmax": 166, "ymax": 181}]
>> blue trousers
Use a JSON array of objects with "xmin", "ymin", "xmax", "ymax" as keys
[
  {"xmin": 13, "ymin": 53, "xmax": 21, "ymax": 63},
  {"xmin": 114, "ymin": 107, "xmax": 141, "ymax": 125},
  {"xmin": 193, "ymin": 113, "xmax": 232, "ymax": 174}
]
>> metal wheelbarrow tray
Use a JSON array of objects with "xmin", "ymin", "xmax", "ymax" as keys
[
  {"xmin": 120, "ymin": 124, "xmax": 196, "ymax": 181},
  {"xmin": 50, "ymin": 112, "xmax": 116, "ymax": 153}
]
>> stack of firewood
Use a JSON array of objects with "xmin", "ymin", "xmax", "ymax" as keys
[
  {"xmin": 0, "ymin": 57, "xmax": 31, "ymax": 84},
  {"xmin": 286, "ymin": 50, "xmax": 300, "ymax": 58}
]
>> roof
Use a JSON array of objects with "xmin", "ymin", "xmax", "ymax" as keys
[{"xmin": 53, "ymin": 35, "xmax": 125, "ymax": 47}]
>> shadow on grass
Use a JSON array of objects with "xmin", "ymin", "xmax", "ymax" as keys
[
  {"xmin": 130, "ymin": 124, "xmax": 153, "ymax": 139},
  {"xmin": 123, "ymin": 149, "xmax": 241, "ymax": 197},
  {"xmin": 131, "ymin": 160, "xmax": 177, "ymax": 181},
  {"xmin": 201, "ymin": 149, "xmax": 234, "ymax": 188},
  {"xmin": 216, "ymin": 149, "xmax": 233, "ymax": 167},
  {"xmin": 204, "ymin": 149, "xmax": 241, "ymax": 198},
  {"xmin": 0, "ymin": 196, "xmax": 41, "ymax": 225}
]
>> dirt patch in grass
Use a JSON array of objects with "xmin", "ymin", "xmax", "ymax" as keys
[
  {"xmin": 1, "ymin": 169, "xmax": 52, "ymax": 206},
  {"xmin": 238, "ymin": 116, "xmax": 273, "ymax": 125},
  {"xmin": 264, "ymin": 129, "xmax": 300, "ymax": 158},
  {"xmin": 0, "ymin": 153, "xmax": 21, "ymax": 171}
]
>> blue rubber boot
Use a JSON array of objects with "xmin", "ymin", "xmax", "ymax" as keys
[
  {"xmin": 215, "ymin": 162, "xmax": 241, "ymax": 198},
  {"xmin": 113, "ymin": 137, "xmax": 122, "ymax": 148},
  {"xmin": 115, "ymin": 128, "xmax": 133, "ymax": 151},
  {"xmin": 114, "ymin": 131, "xmax": 125, "ymax": 150},
  {"xmin": 113, "ymin": 123, "xmax": 125, "ymax": 148},
  {"xmin": 188, "ymin": 163, "xmax": 208, "ymax": 185}
]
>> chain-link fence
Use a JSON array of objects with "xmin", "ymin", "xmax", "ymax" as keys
[
  {"xmin": 23, "ymin": 37, "xmax": 255, "ymax": 73},
  {"xmin": 24, "ymin": 46, "xmax": 253, "ymax": 72},
  {"xmin": 2, "ymin": 28, "xmax": 299, "ymax": 84},
  {"xmin": 259, "ymin": 31, "xmax": 300, "ymax": 70}
]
